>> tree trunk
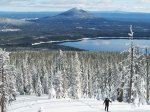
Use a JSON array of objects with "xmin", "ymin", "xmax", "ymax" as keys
[
  {"xmin": 0, "ymin": 55, "xmax": 6, "ymax": 112},
  {"xmin": 129, "ymin": 47, "xmax": 133, "ymax": 103},
  {"xmin": 146, "ymin": 48, "xmax": 149, "ymax": 104}
]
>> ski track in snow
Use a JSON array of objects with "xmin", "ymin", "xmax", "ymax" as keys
[{"xmin": 8, "ymin": 95, "xmax": 150, "ymax": 112}]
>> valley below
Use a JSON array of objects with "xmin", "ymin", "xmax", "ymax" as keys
[{"xmin": 0, "ymin": 8, "xmax": 150, "ymax": 51}]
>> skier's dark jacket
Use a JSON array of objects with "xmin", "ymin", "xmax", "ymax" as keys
[{"xmin": 104, "ymin": 98, "xmax": 111, "ymax": 106}]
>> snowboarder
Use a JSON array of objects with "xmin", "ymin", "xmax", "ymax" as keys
[{"xmin": 103, "ymin": 98, "xmax": 111, "ymax": 111}]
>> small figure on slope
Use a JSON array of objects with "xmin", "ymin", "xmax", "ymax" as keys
[
  {"xmin": 103, "ymin": 98, "xmax": 112, "ymax": 112},
  {"xmin": 38, "ymin": 107, "xmax": 45, "ymax": 112}
]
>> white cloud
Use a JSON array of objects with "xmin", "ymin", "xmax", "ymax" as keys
[
  {"xmin": 0, "ymin": 0, "xmax": 150, "ymax": 12},
  {"xmin": 140, "ymin": 0, "xmax": 150, "ymax": 3}
]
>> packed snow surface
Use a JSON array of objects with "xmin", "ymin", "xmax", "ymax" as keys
[{"xmin": 8, "ymin": 95, "xmax": 150, "ymax": 112}]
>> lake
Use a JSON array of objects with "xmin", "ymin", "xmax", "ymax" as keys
[{"xmin": 60, "ymin": 38, "xmax": 150, "ymax": 52}]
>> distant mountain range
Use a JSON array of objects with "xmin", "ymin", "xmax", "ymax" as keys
[
  {"xmin": 1, "ymin": 10, "xmax": 150, "ymax": 20},
  {"xmin": 0, "ymin": 8, "xmax": 150, "ymax": 50}
]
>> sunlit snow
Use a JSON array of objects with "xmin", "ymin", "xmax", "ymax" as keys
[{"xmin": 8, "ymin": 95, "xmax": 150, "ymax": 112}]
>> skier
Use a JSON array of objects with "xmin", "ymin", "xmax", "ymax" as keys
[{"xmin": 103, "ymin": 98, "xmax": 111, "ymax": 111}]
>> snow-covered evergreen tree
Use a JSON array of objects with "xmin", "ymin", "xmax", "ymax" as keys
[
  {"xmin": 70, "ymin": 53, "xmax": 82, "ymax": 99},
  {"xmin": 36, "ymin": 75, "xmax": 43, "ymax": 97},
  {"xmin": 116, "ymin": 25, "xmax": 146, "ymax": 103},
  {"xmin": 54, "ymin": 70, "xmax": 63, "ymax": 99},
  {"xmin": 48, "ymin": 85, "xmax": 56, "ymax": 99},
  {"xmin": 0, "ymin": 49, "xmax": 17, "ymax": 112}
]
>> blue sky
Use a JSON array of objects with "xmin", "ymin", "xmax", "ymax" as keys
[{"xmin": 0, "ymin": 0, "xmax": 150, "ymax": 12}]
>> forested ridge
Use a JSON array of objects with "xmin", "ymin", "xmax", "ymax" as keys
[{"xmin": 8, "ymin": 50, "xmax": 149, "ymax": 103}]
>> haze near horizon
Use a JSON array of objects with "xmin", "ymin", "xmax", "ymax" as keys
[{"xmin": 0, "ymin": 0, "xmax": 150, "ymax": 13}]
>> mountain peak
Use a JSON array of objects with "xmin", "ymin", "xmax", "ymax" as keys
[
  {"xmin": 57, "ymin": 8, "xmax": 95, "ymax": 19},
  {"xmin": 69, "ymin": 7, "xmax": 83, "ymax": 11}
]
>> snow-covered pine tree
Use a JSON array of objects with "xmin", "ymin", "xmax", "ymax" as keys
[
  {"xmin": 145, "ymin": 48, "xmax": 149, "ymax": 104},
  {"xmin": 81, "ymin": 59, "xmax": 89, "ymax": 98},
  {"xmin": 16, "ymin": 69, "xmax": 24, "ymax": 95},
  {"xmin": 40, "ymin": 59, "xmax": 49, "ymax": 94},
  {"xmin": 54, "ymin": 70, "xmax": 63, "ymax": 99},
  {"xmin": 61, "ymin": 52, "xmax": 69, "ymax": 98},
  {"xmin": 36, "ymin": 75, "xmax": 43, "ymax": 97},
  {"xmin": 21, "ymin": 55, "xmax": 30, "ymax": 94},
  {"xmin": 70, "ymin": 52, "xmax": 82, "ymax": 99},
  {"xmin": 116, "ymin": 25, "xmax": 146, "ymax": 103},
  {"xmin": 109, "ymin": 63, "xmax": 119, "ymax": 101},
  {"xmin": 48, "ymin": 85, "xmax": 56, "ymax": 99},
  {"xmin": 53, "ymin": 50, "xmax": 65, "ymax": 99},
  {"xmin": 0, "ymin": 49, "xmax": 17, "ymax": 112}
]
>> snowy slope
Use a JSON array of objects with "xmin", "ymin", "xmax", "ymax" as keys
[{"xmin": 8, "ymin": 95, "xmax": 150, "ymax": 112}]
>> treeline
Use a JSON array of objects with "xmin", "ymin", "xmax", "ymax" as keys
[{"xmin": 9, "ymin": 50, "xmax": 149, "ymax": 103}]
